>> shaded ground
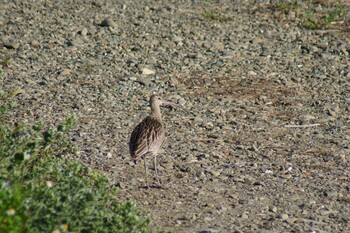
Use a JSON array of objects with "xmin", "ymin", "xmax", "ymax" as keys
[{"xmin": 1, "ymin": 0, "xmax": 350, "ymax": 232}]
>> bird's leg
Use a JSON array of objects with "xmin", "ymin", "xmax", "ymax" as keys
[
  {"xmin": 143, "ymin": 155, "xmax": 149, "ymax": 189},
  {"xmin": 154, "ymin": 153, "xmax": 163, "ymax": 186}
]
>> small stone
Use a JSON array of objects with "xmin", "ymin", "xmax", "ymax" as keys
[
  {"xmin": 286, "ymin": 217, "xmax": 298, "ymax": 224},
  {"xmin": 194, "ymin": 116, "xmax": 203, "ymax": 124},
  {"xmin": 3, "ymin": 42, "xmax": 19, "ymax": 49},
  {"xmin": 204, "ymin": 217, "xmax": 213, "ymax": 222},
  {"xmin": 135, "ymin": 78, "xmax": 152, "ymax": 87},
  {"xmin": 248, "ymin": 71, "xmax": 257, "ymax": 76},
  {"xmin": 326, "ymin": 104, "xmax": 340, "ymax": 116},
  {"xmin": 100, "ymin": 18, "xmax": 117, "ymax": 28},
  {"xmin": 325, "ymin": 191, "xmax": 337, "ymax": 198},
  {"xmin": 31, "ymin": 40, "xmax": 39, "ymax": 47},
  {"xmin": 155, "ymin": 200, "xmax": 161, "ymax": 205},
  {"xmin": 106, "ymin": 152, "xmax": 113, "ymax": 159},
  {"xmin": 178, "ymin": 98, "xmax": 186, "ymax": 105},
  {"xmin": 117, "ymin": 182, "xmax": 126, "ymax": 189},
  {"xmin": 81, "ymin": 28, "xmax": 88, "ymax": 36},
  {"xmin": 241, "ymin": 213, "xmax": 249, "ymax": 219},
  {"xmin": 175, "ymin": 220, "xmax": 182, "ymax": 225},
  {"xmin": 280, "ymin": 213, "xmax": 289, "ymax": 220},
  {"xmin": 59, "ymin": 69, "xmax": 71, "ymax": 76},
  {"xmin": 142, "ymin": 68, "xmax": 155, "ymax": 75},
  {"xmin": 228, "ymin": 193, "xmax": 238, "ymax": 199},
  {"xmin": 205, "ymin": 80, "xmax": 212, "ymax": 86},
  {"xmin": 128, "ymin": 161, "xmax": 135, "ymax": 166},
  {"xmin": 173, "ymin": 36, "xmax": 183, "ymax": 43},
  {"xmin": 287, "ymin": 11, "xmax": 296, "ymax": 20},
  {"xmin": 209, "ymin": 170, "xmax": 221, "ymax": 177}
]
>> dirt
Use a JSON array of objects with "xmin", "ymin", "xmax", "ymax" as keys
[{"xmin": 1, "ymin": 0, "xmax": 350, "ymax": 232}]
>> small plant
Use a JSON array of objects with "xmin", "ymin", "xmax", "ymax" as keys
[
  {"xmin": 0, "ymin": 56, "xmax": 11, "ymax": 67},
  {"xmin": 203, "ymin": 11, "xmax": 219, "ymax": 21},
  {"xmin": 322, "ymin": 1, "xmax": 346, "ymax": 26},
  {"xmin": 202, "ymin": 10, "xmax": 233, "ymax": 22},
  {"xmin": 0, "ymin": 68, "xmax": 4, "ymax": 79},
  {"xmin": 303, "ymin": 10, "xmax": 323, "ymax": 30},
  {"xmin": 0, "ymin": 91, "xmax": 152, "ymax": 232},
  {"xmin": 273, "ymin": 0, "xmax": 349, "ymax": 30},
  {"xmin": 278, "ymin": 0, "xmax": 300, "ymax": 12},
  {"xmin": 0, "ymin": 90, "xmax": 16, "ymax": 123}
]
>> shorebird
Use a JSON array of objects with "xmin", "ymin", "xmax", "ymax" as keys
[{"xmin": 129, "ymin": 94, "xmax": 181, "ymax": 188}]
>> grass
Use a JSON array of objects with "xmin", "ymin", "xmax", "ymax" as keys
[
  {"xmin": 0, "ymin": 90, "xmax": 152, "ymax": 232},
  {"xmin": 202, "ymin": 10, "xmax": 233, "ymax": 22},
  {"xmin": 274, "ymin": 0, "xmax": 348, "ymax": 30},
  {"xmin": 278, "ymin": 0, "xmax": 301, "ymax": 12},
  {"xmin": 0, "ymin": 55, "xmax": 11, "ymax": 67}
]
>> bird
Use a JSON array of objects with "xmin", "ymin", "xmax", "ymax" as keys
[{"xmin": 129, "ymin": 94, "xmax": 182, "ymax": 188}]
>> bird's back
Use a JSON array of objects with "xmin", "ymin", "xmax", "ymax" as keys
[{"xmin": 129, "ymin": 116, "xmax": 165, "ymax": 160}]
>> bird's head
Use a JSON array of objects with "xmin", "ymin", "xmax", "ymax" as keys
[{"xmin": 150, "ymin": 94, "xmax": 178, "ymax": 108}]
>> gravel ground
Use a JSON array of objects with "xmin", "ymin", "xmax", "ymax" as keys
[{"xmin": 1, "ymin": 0, "xmax": 350, "ymax": 232}]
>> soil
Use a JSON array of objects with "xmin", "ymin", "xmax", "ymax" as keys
[{"xmin": 1, "ymin": 0, "xmax": 350, "ymax": 232}]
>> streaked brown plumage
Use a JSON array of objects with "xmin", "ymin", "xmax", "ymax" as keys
[
  {"xmin": 129, "ymin": 94, "xmax": 180, "ymax": 188},
  {"xmin": 129, "ymin": 116, "xmax": 165, "ymax": 160}
]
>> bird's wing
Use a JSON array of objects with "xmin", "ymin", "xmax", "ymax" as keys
[{"xmin": 129, "ymin": 116, "xmax": 165, "ymax": 160}]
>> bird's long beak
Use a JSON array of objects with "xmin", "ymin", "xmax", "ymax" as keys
[
  {"xmin": 162, "ymin": 100, "xmax": 188, "ymax": 113},
  {"xmin": 162, "ymin": 100, "xmax": 178, "ymax": 108}
]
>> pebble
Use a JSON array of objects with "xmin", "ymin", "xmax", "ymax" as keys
[
  {"xmin": 209, "ymin": 169, "xmax": 221, "ymax": 177},
  {"xmin": 106, "ymin": 152, "xmax": 113, "ymax": 159},
  {"xmin": 81, "ymin": 28, "xmax": 88, "ymax": 36},
  {"xmin": 141, "ymin": 68, "xmax": 155, "ymax": 75},
  {"xmin": 325, "ymin": 191, "xmax": 337, "ymax": 198},
  {"xmin": 178, "ymin": 98, "xmax": 186, "ymax": 105},
  {"xmin": 100, "ymin": 18, "xmax": 117, "ymax": 28},
  {"xmin": 135, "ymin": 78, "xmax": 152, "ymax": 86},
  {"xmin": 3, "ymin": 41, "xmax": 19, "ymax": 49},
  {"xmin": 117, "ymin": 182, "xmax": 126, "ymax": 189},
  {"xmin": 31, "ymin": 40, "xmax": 39, "ymax": 47},
  {"xmin": 194, "ymin": 116, "xmax": 204, "ymax": 124},
  {"xmin": 2, "ymin": 1, "xmax": 349, "ymax": 232},
  {"xmin": 59, "ymin": 69, "xmax": 71, "ymax": 76},
  {"xmin": 248, "ymin": 71, "xmax": 257, "ymax": 76},
  {"xmin": 173, "ymin": 36, "xmax": 183, "ymax": 43}
]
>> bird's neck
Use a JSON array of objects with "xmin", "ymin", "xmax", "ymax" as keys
[{"xmin": 151, "ymin": 106, "xmax": 162, "ymax": 120}]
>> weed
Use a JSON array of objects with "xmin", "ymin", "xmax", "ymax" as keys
[
  {"xmin": 278, "ymin": 0, "xmax": 300, "ymax": 12},
  {"xmin": 202, "ymin": 10, "xmax": 233, "ymax": 22},
  {"xmin": 0, "ymin": 56, "xmax": 10, "ymax": 67},
  {"xmin": 0, "ymin": 91, "xmax": 152, "ymax": 232},
  {"xmin": 303, "ymin": 10, "xmax": 323, "ymax": 30},
  {"xmin": 273, "ymin": 0, "xmax": 349, "ymax": 30}
]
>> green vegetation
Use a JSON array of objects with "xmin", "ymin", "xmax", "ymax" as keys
[
  {"xmin": 0, "ymin": 92, "xmax": 151, "ymax": 232},
  {"xmin": 277, "ymin": 0, "xmax": 300, "ymax": 11},
  {"xmin": 0, "ymin": 68, "xmax": 4, "ymax": 79},
  {"xmin": 202, "ymin": 10, "xmax": 233, "ymax": 22},
  {"xmin": 0, "ymin": 55, "xmax": 11, "ymax": 67},
  {"xmin": 275, "ymin": 0, "xmax": 348, "ymax": 30}
]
